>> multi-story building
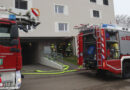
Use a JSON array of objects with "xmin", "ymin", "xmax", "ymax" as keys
[{"xmin": 0, "ymin": 0, "xmax": 116, "ymax": 65}]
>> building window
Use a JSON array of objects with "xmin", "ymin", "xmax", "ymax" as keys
[
  {"xmin": 15, "ymin": 0, "xmax": 28, "ymax": 10},
  {"xmin": 103, "ymin": 0, "xmax": 109, "ymax": 5},
  {"xmin": 58, "ymin": 23, "xmax": 68, "ymax": 31},
  {"xmin": 90, "ymin": 0, "xmax": 96, "ymax": 3},
  {"xmin": 55, "ymin": 5, "xmax": 64, "ymax": 14},
  {"xmin": 93, "ymin": 10, "xmax": 100, "ymax": 18}
]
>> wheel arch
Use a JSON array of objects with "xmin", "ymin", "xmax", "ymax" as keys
[{"xmin": 121, "ymin": 56, "xmax": 130, "ymax": 73}]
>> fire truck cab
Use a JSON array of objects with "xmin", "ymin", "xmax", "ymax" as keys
[
  {"xmin": 0, "ymin": 17, "xmax": 22, "ymax": 89},
  {"xmin": 0, "ymin": 6, "xmax": 40, "ymax": 89},
  {"xmin": 77, "ymin": 24, "xmax": 130, "ymax": 78}
]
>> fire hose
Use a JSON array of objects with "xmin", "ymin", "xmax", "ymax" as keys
[{"xmin": 22, "ymin": 65, "xmax": 83, "ymax": 75}]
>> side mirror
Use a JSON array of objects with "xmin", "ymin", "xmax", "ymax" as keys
[
  {"xmin": 33, "ymin": 22, "xmax": 40, "ymax": 29},
  {"xmin": 10, "ymin": 25, "xmax": 18, "ymax": 38},
  {"xmin": 10, "ymin": 39, "xmax": 19, "ymax": 46},
  {"xmin": 18, "ymin": 25, "xmax": 28, "ymax": 32}
]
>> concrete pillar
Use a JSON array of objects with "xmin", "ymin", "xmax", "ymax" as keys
[
  {"xmin": 72, "ymin": 36, "xmax": 78, "ymax": 56},
  {"xmin": 37, "ymin": 42, "xmax": 44, "ymax": 64}
]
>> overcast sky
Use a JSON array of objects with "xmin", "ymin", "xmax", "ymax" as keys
[{"xmin": 114, "ymin": 0, "xmax": 130, "ymax": 16}]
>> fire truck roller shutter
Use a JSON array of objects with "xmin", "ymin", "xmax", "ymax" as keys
[{"xmin": 119, "ymin": 31, "xmax": 130, "ymax": 55}]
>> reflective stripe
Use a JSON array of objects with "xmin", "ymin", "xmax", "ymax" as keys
[
  {"xmin": 102, "ymin": 49, "xmax": 104, "ymax": 53},
  {"xmin": 31, "ymin": 8, "xmax": 40, "ymax": 16},
  {"xmin": 101, "ymin": 38, "xmax": 104, "ymax": 42},
  {"xmin": 0, "ymin": 69, "xmax": 16, "ymax": 71},
  {"xmin": 102, "ymin": 55, "xmax": 105, "ymax": 59},
  {"xmin": 106, "ymin": 63, "xmax": 121, "ymax": 71},
  {"xmin": 101, "ymin": 43, "xmax": 104, "ymax": 47},
  {"xmin": 0, "ymin": 53, "xmax": 14, "ymax": 55}
]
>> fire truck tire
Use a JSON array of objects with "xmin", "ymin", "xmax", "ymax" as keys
[
  {"xmin": 21, "ymin": 74, "xmax": 24, "ymax": 79},
  {"xmin": 96, "ymin": 69, "xmax": 106, "ymax": 76},
  {"xmin": 122, "ymin": 61, "xmax": 130, "ymax": 79}
]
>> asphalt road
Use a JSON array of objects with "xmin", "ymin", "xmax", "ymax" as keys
[{"xmin": 20, "ymin": 71, "xmax": 130, "ymax": 90}]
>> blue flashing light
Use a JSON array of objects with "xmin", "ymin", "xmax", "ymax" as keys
[
  {"xmin": 9, "ymin": 14, "xmax": 16, "ymax": 20},
  {"xmin": 102, "ymin": 24, "xmax": 115, "ymax": 28},
  {"xmin": 102, "ymin": 24, "xmax": 108, "ymax": 28}
]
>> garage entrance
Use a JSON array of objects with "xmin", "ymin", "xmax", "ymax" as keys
[{"xmin": 21, "ymin": 42, "xmax": 38, "ymax": 65}]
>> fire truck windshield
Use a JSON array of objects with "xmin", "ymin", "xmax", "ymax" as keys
[
  {"xmin": 0, "ymin": 24, "xmax": 12, "ymax": 46},
  {"xmin": 0, "ymin": 24, "xmax": 10, "ymax": 37}
]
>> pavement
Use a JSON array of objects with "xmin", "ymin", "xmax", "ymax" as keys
[
  {"xmin": 21, "ymin": 61, "xmax": 130, "ymax": 90},
  {"xmin": 20, "ymin": 71, "xmax": 130, "ymax": 90}
]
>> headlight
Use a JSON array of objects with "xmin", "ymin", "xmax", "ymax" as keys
[
  {"xmin": 17, "ymin": 78, "xmax": 21, "ymax": 83},
  {"xmin": 16, "ymin": 71, "xmax": 22, "ymax": 88}
]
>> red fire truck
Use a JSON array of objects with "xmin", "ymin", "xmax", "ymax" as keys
[
  {"xmin": 0, "ymin": 7, "xmax": 40, "ymax": 89},
  {"xmin": 77, "ymin": 24, "xmax": 130, "ymax": 78}
]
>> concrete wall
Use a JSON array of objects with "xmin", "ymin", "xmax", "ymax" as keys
[{"xmin": 0, "ymin": 0, "xmax": 14, "ymax": 7}]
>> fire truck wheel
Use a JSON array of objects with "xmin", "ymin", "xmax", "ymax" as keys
[
  {"xmin": 96, "ymin": 69, "xmax": 106, "ymax": 76},
  {"xmin": 21, "ymin": 74, "xmax": 24, "ymax": 79},
  {"xmin": 122, "ymin": 61, "xmax": 130, "ymax": 79}
]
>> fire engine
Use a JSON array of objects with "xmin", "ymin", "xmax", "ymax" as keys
[
  {"xmin": 0, "ymin": 6, "xmax": 40, "ymax": 89},
  {"xmin": 77, "ymin": 24, "xmax": 130, "ymax": 78}
]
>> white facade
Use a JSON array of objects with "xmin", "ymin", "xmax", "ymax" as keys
[
  {"xmin": 0, "ymin": 0, "xmax": 116, "ymax": 64},
  {"xmin": 0, "ymin": 0, "xmax": 116, "ymax": 37}
]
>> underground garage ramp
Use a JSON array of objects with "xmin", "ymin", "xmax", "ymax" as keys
[{"xmin": 21, "ymin": 42, "xmax": 39, "ymax": 65}]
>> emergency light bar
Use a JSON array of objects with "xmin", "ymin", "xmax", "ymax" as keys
[
  {"xmin": 9, "ymin": 14, "xmax": 16, "ymax": 20},
  {"xmin": 102, "ymin": 24, "xmax": 116, "ymax": 29},
  {"xmin": 0, "ymin": 14, "xmax": 16, "ymax": 20}
]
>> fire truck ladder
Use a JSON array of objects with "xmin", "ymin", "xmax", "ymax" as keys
[
  {"xmin": 0, "ymin": 6, "xmax": 40, "ymax": 32},
  {"xmin": 96, "ymin": 28, "xmax": 103, "ymax": 67}
]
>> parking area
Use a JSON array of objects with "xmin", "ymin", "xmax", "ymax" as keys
[{"xmin": 20, "ymin": 71, "xmax": 130, "ymax": 90}]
